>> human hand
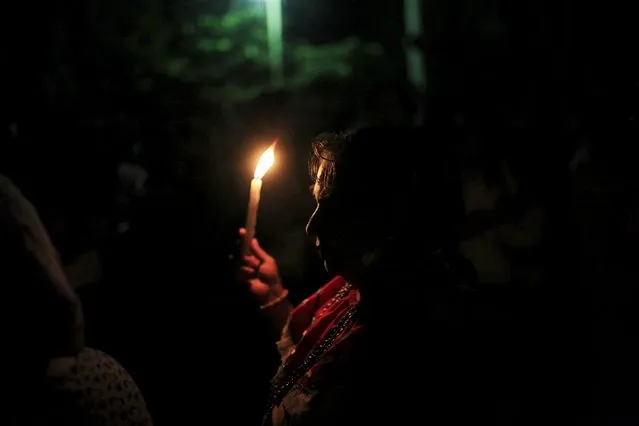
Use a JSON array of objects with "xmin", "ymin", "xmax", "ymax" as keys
[{"xmin": 237, "ymin": 228, "xmax": 286, "ymax": 305}]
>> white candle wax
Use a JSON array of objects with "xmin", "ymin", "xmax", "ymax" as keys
[
  {"xmin": 242, "ymin": 143, "xmax": 275, "ymax": 256},
  {"xmin": 243, "ymin": 178, "xmax": 263, "ymax": 256}
]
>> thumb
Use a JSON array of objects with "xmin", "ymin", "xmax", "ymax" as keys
[{"xmin": 250, "ymin": 238, "xmax": 271, "ymax": 261}]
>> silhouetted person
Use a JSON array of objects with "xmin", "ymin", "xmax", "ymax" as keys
[
  {"xmin": 0, "ymin": 175, "xmax": 153, "ymax": 426},
  {"xmin": 237, "ymin": 127, "xmax": 529, "ymax": 425}
]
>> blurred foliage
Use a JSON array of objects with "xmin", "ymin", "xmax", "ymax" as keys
[
  {"xmin": 12, "ymin": 0, "xmax": 637, "ymax": 169},
  {"xmin": 290, "ymin": 38, "xmax": 384, "ymax": 87},
  {"xmin": 116, "ymin": 5, "xmax": 385, "ymax": 103}
]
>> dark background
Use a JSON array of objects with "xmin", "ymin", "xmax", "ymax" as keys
[{"xmin": 2, "ymin": 0, "xmax": 638, "ymax": 424}]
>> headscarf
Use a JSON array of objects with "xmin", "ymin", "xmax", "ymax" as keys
[{"xmin": 0, "ymin": 175, "xmax": 84, "ymax": 381}]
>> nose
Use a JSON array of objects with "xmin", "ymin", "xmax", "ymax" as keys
[{"xmin": 306, "ymin": 204, "xmax": 320, "ymax": 236}]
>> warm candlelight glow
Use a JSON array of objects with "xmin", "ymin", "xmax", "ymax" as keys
[
  {"xmin": 242, "ymin": 141, "xmax": 277, "ymax": 256},
  {"xmin": 254, "ymin": 143, "xmax": 276, "ymax": 179}
]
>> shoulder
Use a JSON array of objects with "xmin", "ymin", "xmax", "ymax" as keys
[
  {"xmin": 292, "ymin": 276, "xmax": 348, "ymax": 319},
  {"xmin": 49, "ymin": 348, "xmax": 153, "ymax": 426},
  {"xmin": 296, "ymin": 276, "xmax": 347, "ymax": 310},
  {"xmin": 288, "ymin": 276, "xmax": 349, "ymax": 339}
]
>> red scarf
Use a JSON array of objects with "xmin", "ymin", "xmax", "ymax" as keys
[{"xmin": 279, "ymin": 276, "xmax": 362, "ymax": 385}]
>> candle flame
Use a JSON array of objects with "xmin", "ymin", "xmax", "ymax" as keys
[{"xmin": 254, "ymin": 142, "xmax": 276, "ymax": 179}]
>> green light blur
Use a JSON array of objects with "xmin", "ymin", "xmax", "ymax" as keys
[
  {"xmin": 404, "ymin": 0, "xmax": 426, "ymax": 91},
  {"xmin": 265, "ymin": 0, "xmax": 284, "ymax": 87}
]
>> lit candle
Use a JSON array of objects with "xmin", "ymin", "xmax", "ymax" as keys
[{"xmin": 243, "ymin": 142, "xmax": 276, "ymax": 256}]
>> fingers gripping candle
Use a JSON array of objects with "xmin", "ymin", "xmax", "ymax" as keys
[{"xmin": 243, "ymin": 142, "xmax": 276, "ymax": 256}]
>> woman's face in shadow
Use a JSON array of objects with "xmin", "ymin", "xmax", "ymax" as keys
[{"xmin": 305, "ymin": 160, "xmax": 380, "ymax": 282}]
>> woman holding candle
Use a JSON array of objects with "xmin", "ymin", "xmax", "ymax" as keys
[{"xmin": 239, "ymin": 126, "xmax": 557, "ymax": 425}]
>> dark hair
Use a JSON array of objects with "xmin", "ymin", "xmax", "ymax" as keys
[
  {"xmin": 309, "ymin": 126, "xmax": 465, "ymax": 249},
  {"xmin": 309, "ymin": 131, "xmax": 341, "ymax": 199},
  {"xmin": 0, "ymin": 175, "xmax": 84, "ymax": 388}
]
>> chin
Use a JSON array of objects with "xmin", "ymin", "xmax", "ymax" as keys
[
  {"xmin": 321, "ymin": 257, "xmax": 339, "ymax": 277},
  {"xmin": 323, "ymin": 260, "xmax": 353, "ymax": 282},
  {"xmin": 323, "ymin": 259, "xmax": 338, "ymax": 276},
  {"xmin": 319, "ymin": 249, "xmax": 352, "ymax": 279}
]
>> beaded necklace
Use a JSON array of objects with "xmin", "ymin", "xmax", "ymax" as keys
[
  {"xmin": 310, "ymin": 282, "xmax": 353, "ymax": 325},
  {"xmin": 268, "ymin": 282, "xmax": 357, "ymax": 408}
]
